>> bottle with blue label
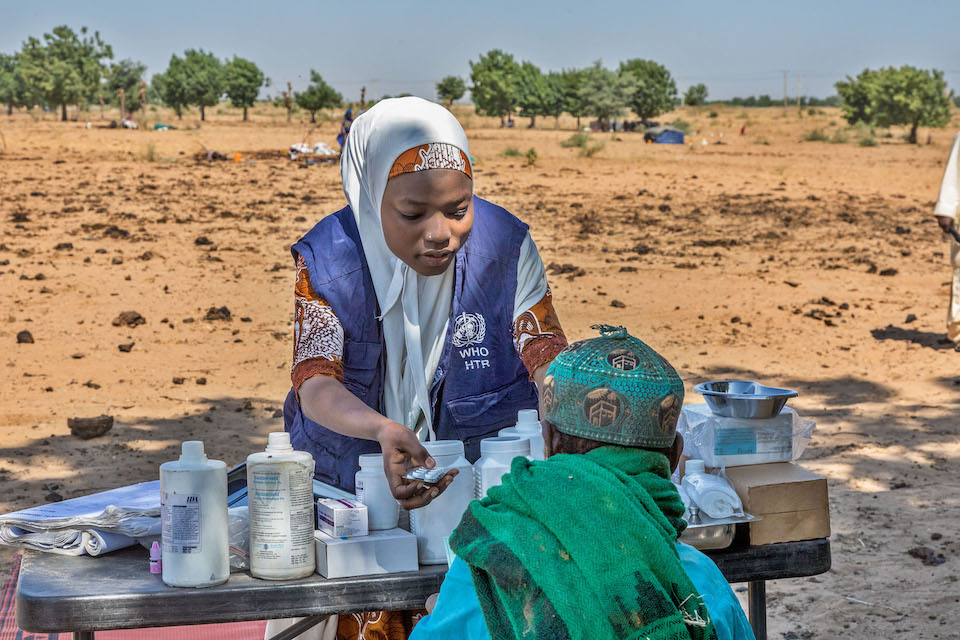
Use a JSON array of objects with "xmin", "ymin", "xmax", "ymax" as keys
[{"xmin": 247, "ymin": 432, "xmax": 316, "ymax": 580}]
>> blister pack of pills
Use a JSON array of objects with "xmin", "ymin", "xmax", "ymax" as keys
[{"xmin": 403, "ymin": 466, "xmax": 455, "ymax": 484}]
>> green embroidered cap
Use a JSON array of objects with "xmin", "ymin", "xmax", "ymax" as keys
[{"xmin": 541, "ymin": 324, "xmax": 684, "ymax": 448}]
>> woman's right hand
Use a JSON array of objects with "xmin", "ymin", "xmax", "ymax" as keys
[{"xmin": 377, "ymin": 420, "xmax": 458, "ymax": 510}]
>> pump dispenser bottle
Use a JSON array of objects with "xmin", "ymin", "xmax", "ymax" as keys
[
  {"xmin": 247, "ymin": 432, "xmax": 316, "ymax": 580},
  {"xmin": 160, "ymin": 441, "xmax": 229, "ymax": 588}
]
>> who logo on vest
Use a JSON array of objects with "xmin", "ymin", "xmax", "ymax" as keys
[{"xmin": 453, "ymin": 312, "xmax": 490, "ymax": 370}]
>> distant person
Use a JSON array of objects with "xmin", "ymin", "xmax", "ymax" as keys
[
  {"xmin": 412, "ymin": 325, "xmax": 755, "ymax": 640},
  {"xmin": 336, "ymin": 108, "xmax": 353, "ymax": 150},
  {"xmin": 934, "ymin": 131, "xmax": 960, "ymax": 345},
  {"xmin": 740, "ymin": 125, "xmax": 746, "ymax": 136}
]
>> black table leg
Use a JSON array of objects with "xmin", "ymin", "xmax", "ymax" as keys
[
  {"xmin": 748, "ymin": 580, "xmax": 767, "ymax": 640},
  {"xmin": 267, "ymin": 615, "xmax": 331, "ymax": 640},
  {"xmin": 73, "ymin": 632, "xmax": 95, "ymax": 640}
]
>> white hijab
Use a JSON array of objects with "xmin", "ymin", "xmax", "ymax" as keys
[{"xmin": 340, "ymin": 97, "xmax": 471, "ymax": 440}]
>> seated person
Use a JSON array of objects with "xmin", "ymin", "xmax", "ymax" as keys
[{"xmin": 411, "ymin": 325, "xmax": 755, "ymax": 640}]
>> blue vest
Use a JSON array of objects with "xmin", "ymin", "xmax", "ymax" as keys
[{"xmin": 283, "ymin": 196, "xmax": 539, "ymax": 492}]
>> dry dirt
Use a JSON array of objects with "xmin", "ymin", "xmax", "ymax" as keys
[{"xmin": 2, "ymin": 104, "xmax": 960, "ymax": 639}]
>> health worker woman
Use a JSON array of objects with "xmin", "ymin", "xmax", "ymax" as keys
[{"xmin": 283, "ymin": 97, "xmax": 568, "ymax": 509}]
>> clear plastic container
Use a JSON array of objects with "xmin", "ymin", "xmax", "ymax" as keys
[
  {"xmin": 498, "ymin": 409, "xmax": 545, "ymax": 460},
  {"xmin": 247, "ymin": 432, "xmax": 316, "ymax": 580},
  {"xmin": 474, "ymin": 436, "xmax": 529, "ymax": 499},
  {"xmin": 355, "ymin": 453, "xmax": 399, "ymax": 531},
  {"xmin": 160, "ymin": 441, "xmax": 229, "ymax": 588},
  {"xmin": 409, "ymin": 440, "xmax": 473, "ymax": 565}
]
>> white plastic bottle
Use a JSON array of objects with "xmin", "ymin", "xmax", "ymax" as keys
[
  {"xmin": 247, "ymin": 432, "xmax": 316, "ymax": 580},
  {"xmin": 160, "ymin": 441, "xmax": 229, "ymax": 588},
  {"xmin": 409, "ymin": 440, "xmax": 473, "ymax": 565},
  {"xmin": 473, "ymin": 436, "xmax": 529, "ymax": 499},
  {"xmin": 499, "ymin": 409, "xmax": 545, "ymax": 460},
  {"xmin": 355, "ymin": 454, "xmax": 399, "ymax": 530}
]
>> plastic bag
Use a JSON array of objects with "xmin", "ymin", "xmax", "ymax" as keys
[
  {"xmin": 137, "ymin": 506, "xmax": 250, "ymax": 572},
  {"xmin": 678, "ymin": 404, "xmax": 815, "ymax": 469},
  {"xmin": 227, "ymin": 506, "xmax": 249, "ymax": 570},
  {"xmin": 681, "ymin": 470, "xmax": 744, "ymax": 519}
]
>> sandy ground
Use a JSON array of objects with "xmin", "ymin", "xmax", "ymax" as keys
[{"xmin": 2, "ymin": 103, "xmax": 960, "ymax": 638}]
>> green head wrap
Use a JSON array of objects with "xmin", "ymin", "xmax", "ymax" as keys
[{"xmin": 541, "ymin": 324, "xmax": 684, "ymax": 448}]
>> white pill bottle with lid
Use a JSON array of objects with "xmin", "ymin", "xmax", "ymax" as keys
[
  {"xmin": 160, "ymin": 441, "xmax": 229, "ymax": 588},
  {"xmin": 409, "ymin": 440, "xmax": 473, "ymax": 565},
  {"xmin": 499, "ymin": 409, "xmax": 545, "ymax": 460},
  {"xmin": 355, "ymin": 454, "xmax": 399, "ymax": 530},
  {"xmin": 247, "ymin": 432, "xmax": 316, "ymax": 580},
  {"xmin": 474, "ymin": 436, "xmax": 530, "ymax": 499}
]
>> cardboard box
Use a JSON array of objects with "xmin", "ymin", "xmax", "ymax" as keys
[
  {"xmin": 724, "ymin": 462, "xmax": 830, "ymax": 545},
  {"xmin": 317, "ymin": 498, "xmax": 368, "ymax": 538},
  {"xmin": 315, "ymin": 528, "xmax": 419, "ymax": 578}
]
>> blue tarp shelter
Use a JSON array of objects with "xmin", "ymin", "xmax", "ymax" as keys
[{"xmin": 644, "ymin": 126, "xmax": 685, "ymax": 144}]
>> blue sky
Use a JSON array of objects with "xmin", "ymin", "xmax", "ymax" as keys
[{"xmin": 2, "ymin": 0, "xmax": 958, "ymax": 102}]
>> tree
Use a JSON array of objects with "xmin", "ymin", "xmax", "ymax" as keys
[
  {"xmin": 182, "ymin": 49, "xmax": 224, "ymax": 121},
  {"xmin": 295, "ymin": 70, "xmax": 342, "ymax": 123},
  {"xmin": 18, "ymin": 26, "xmax": 113, "ymax": 121},
  {"xmin": 618, "ymin": 58, "xmax": 678, "ymax": 121},
  {"xmin": 224, "ymin": 56, "xmax": 264, "ymax": 121},
  {"xmin": 152, "ymin": 54, "xmax": 189, "ymax": 119},
  {"xmin": 684, "ymin": 83, "xmax": 708, "ymax": 106},
  {"xmin": 542, "ymin": 71, "xmax": 568, "ymax": 127},
  {"xmin": 105, "ymin": 59, "xmax": 146, "ymax": 116},
  {"xmin": 436, "ymin": 75, "xmax": 465, "ymax": 106},
  {"xmin": 516, "ymin": 62, "xmax": 552, "ymax": 128},
  {"xmin": 275, "ymin": 81, "xmax": 295, "ymax": 122},
  {"xmin": 0, "ymin": 53, "xmax": 30, "ymax": 115},
  {"xmin": 579, "ymin": 61, "xmax": 636, "ymax": 130},
  {"xmin": 836, "ymin": 66, "xmax": 953, "ymax": 143},
  {"xmin": 561, "ymin": 68, "xmax": 589, "ymax": 129},
  {"xmin": 469, "ymin": 49, "xmax": 520, "ymax": 126}
]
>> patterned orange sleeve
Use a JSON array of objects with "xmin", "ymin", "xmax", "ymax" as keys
[
  {"xmin": 292, "ymin": 254, "xmax": 345, "ymax": 390},
  {"xmin": 513, "ymin": 284, "xmax": 568, "ymax": 377}
]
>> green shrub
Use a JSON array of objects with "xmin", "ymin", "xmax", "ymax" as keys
[
  {"xmin": 708, "ymin": 111, "xmax": 718, "ymax": 118},
  {"xmin": 143, "ymin": 143, "xmax": 159, "ymax": 162},
  {"xmin": 858, "ymin": 136, "xmax": 878, "ymax": 147},
  {"xmin": 829, "ymin": 130, "xmax": 848, "ymax": 144},
  {"xmin": 754, "ymin": 136, "xmax": 771, "ymax": 146},
  {"xmin": 670, "ymin": 118, "xmax": 692, "ymax": 133},
  {"xmin": 525, "ymin": 148, "xmax": 538, "ymax": 165},
  {"xmin": 502, "ymin": 146, "xmax": 522, "ymax": 157},
  {"xmin": 561, "ymin": 132, "xmax": 589, "ymax": 148},
  {"xmin": 807, "ymin": 107, "xmax": 816, "ymax": 116},
  {"xmin": 580, "ymin": 140, "xmax": 605, "ymax": 157},
  {"xmin": 802, "ymin": 128, "xmax": 829, "ymax": 142}
]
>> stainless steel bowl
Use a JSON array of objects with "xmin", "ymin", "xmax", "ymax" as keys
[
  {"xmin": 694, "ymin": 380, "xmax": 798, "ymax": 419},
  {"xmin": 680, "ymin": 523, "xmax": 735, "ymax": 550}
]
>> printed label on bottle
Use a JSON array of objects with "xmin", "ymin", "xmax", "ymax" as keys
[
  {"xmin": 355, "ymin": 478, "xmax": 365, "ymax": 503},
  {"xmin": 250, "ymin": 464, "xmax": 315, "ymax": 570},
  {"xmin": 161, "ymin": 492, "xmax": 202, "ymax": 554}
]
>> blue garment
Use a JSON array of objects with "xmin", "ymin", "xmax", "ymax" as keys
[
  {"xmin": 411, "ymin": 543, "xmax": 755, "ymax": 640},
  {"xmin": 285, "ymin": 197, "xmax": 539, "ymax": 491}
]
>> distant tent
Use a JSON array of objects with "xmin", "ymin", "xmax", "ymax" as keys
[{"xmin": 644, "ymin": 126, "xmax": 685, "ymax": 144}]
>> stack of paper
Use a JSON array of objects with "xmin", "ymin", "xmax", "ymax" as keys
[{"xmin": 0, "ymin": 481, "xmax": 161, "ymax": 556}]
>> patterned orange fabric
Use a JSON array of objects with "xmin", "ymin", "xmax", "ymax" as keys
[
  {"xmin": 336, "ymin": 609, "xmax": 425, "ymax": 639},
  {"xmin": 514, "ymin": 285, "xmax": 568, "ymax": 376},
  {"xmin": 387, "ymin": 143, "xmax": 472, "ymax": 181},
  {"xmin": 292, "ymin": 254, "xmax": 345, "ymax": 388}
]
